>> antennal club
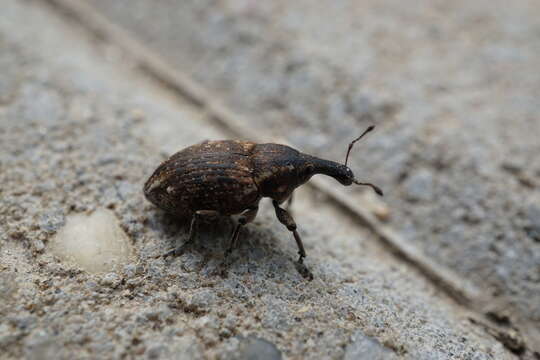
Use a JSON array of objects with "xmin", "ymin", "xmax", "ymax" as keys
[
  {"xmin": 353, "ymin": 180, "xmax": 384, "ymax": 196},
  {"xmin": 345, "ymin": 125, "xmax": 375, "ymax": 167}
]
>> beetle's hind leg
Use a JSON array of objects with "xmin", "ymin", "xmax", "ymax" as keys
[
  {"xmin": 272, "ymin": 200, "xmax": 314, "ymax": 280},
  {"xmin": 163, "ymin": 210, "xmax": 219, "ymax": 258}
]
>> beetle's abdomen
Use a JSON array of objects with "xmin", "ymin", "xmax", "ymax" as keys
[{"xmin": 144, "ymin": 141, "xmax": 260, "ymax": 216}]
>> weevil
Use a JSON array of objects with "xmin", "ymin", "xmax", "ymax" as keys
[{"xmin": 143, "ymin": 126, "xmax": 382, "ymax": 279}]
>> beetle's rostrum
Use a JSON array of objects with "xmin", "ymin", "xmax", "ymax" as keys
[{"xmin": 144, "ymin": 126, "xmax": 382, "ymax": 279}]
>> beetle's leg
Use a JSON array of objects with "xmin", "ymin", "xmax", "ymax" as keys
[
  {"xmin": 226, "ymin": 206, "xmax": 259, "ymax": 256},
  {"xmin": 272, "ymin": 200, "xmax": 313, "ymax": 280},
  {"xmin": 272, "ymin": 200, "xmax": 305, "ymax": 261},
  {"xmin": 163, "ymin": 210, "xmax": 218, "ymax": 258}
]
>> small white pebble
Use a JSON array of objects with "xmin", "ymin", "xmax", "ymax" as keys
[{"xmin": 49, "ymin": 208, "xmax": 133, "ymax": 273}]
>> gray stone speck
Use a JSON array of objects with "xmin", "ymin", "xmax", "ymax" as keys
[
  {"xmin": 100, "ymin": 272, "xmax": 121, "ymax": 288},
  {"xmin": 169, "ymin": 335, "xmax": 204, "ymax": 360},
  {"xmin": 123, "ymin": 263, "xmax": 138, "ymax": 278},
  {"xmin": 32, "ymin": 239, "xmax": 45, "ymax": 252},
  {"xmin": 188, "ymin": 289, "xmax": 217, "ymax": 312},
  {"xmin": 463, "ymin": 204, "xmax": 486, "ymax": 224},
  {"xmin": 12, "ymin": 315, "xmax": 37, "ymax": 331},
  {"xmin": 236, "ymin": 336, "xmax": 282, "ymax": 360},
  {"xmin": 0, "ymin": 272, "xmax": 18, "ymax": 302},
  {"xmin": 39, "ymin": 210, "xmax": 65, "ymax": 233},
  {"xmin": 24, "ymin": 331, "xmax": 60, "ymax": 360},
  {"xmin": 146, "ymin": 344, "xmax": 165, "ymax": 359},
  {"xmin": 411, "ymin": 350, "xmax": 449, "ymax": 360},
  {"xmin": 0, "ymin": 323, "xmax": 18, "ymax": 348},
  {"xmin": 344, "ymin": 330, "xmax": 396, "ymax": 360},
  {"xmin": 261, "ymin": 297, "xmax": 291, "ymax": 331},
  {"xmin": 525, "ymin": 203, "xmax": 540, "ymax": 241}
]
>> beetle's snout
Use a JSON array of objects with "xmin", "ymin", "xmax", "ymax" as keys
[
  {"xmin": 308, "ymin": 156, "xmax": 355, "ymax": 186},
  {"xmin": 309, "ymin": 157, "xmax": 383, "ymax": 196}
]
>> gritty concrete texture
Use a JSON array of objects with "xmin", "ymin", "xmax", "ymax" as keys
[
  {"xmin": 344, "ymin": 330, "xmax": 397, "ymax": 360},
  {"xmin": 233, "ymin": 336, "xmax": 282, "ymax": 360},
  {"xmin": 84, "ymin": 0, "xmax": 540, "ymax": 349},
  {"xmin": 0, "ymin": 0, "xmax": 529, "ymax": 359}
]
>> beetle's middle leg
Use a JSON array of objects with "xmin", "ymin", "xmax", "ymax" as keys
[
  {"xmin": 272, "ymin": 200, "xmax": 313, "ymax": 280},
  {"xmin": 164, "ymin": 210, "xmax": 219, "ymax": 258},
  {"xmin": 226, "ymin": 206, "xmax": 259, "ymax": 256}
]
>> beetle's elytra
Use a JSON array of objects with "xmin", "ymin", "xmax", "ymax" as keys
[{"xmin": 144, "ymin": 126, "xmax": 382, "ymax": 279}]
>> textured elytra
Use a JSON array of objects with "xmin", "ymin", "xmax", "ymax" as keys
[{"xmin": 144, "ymin": 140, "xmax": 260, "ymax": 216}]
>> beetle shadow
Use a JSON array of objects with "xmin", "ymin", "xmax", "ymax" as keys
[
  {"xmin": 208, "ymin": 224, "xmax": 313, "ymax": 281},
  {"xmin": 147, "ymin": 208, "xmax": 312, "ymax": 280},
  {"xmin": 147, "ymin": 208, "xmax": 235, "ymax": 258}
]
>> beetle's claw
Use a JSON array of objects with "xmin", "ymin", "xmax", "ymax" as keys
[{"xmin": 295, "ymin": 259, "xmax": 314, "ymax": 281}]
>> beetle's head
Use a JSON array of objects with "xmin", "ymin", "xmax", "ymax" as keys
[
  {"xmin": 252, "ymin": 126, "xmax": 383, "ymax": 203},
  {"xmin": 300, "ymin": 126, "xmax": 383, "ymax": 196}
]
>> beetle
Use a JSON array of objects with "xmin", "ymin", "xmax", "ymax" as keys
[{"xmin": 144, "ymin": 126, "xmax": 382, "ymax": 279}]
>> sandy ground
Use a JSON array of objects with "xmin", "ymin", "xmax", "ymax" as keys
[{"xmin": 1, "ymin": 0, "xmax": 539, "ymax": 359}]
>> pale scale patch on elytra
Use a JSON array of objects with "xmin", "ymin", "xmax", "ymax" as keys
[
  {"xmin": 146, "ymin": 176, "xmax": 164, "ymax": 193},
  {"xmin": 254, "ymin": 170, "xmax": 273, "ymax": 183}
]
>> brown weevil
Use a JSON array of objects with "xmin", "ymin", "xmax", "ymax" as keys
[{"xmin": 144, "ymin": 126, "xmax": 382, "ymax": 279}]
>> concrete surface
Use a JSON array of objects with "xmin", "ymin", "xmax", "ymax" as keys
[
  {"xmin": 0, "ymin": 0, "xmax": 537, "ymax": 359},
  {"xmin": 81, "ymin": 0, "xmax": 540, "ymax": 354}
]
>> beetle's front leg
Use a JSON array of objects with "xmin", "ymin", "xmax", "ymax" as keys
[
  {"xmin": 272, "ymin": 200, "xmax": 313, "ymax": 280},
  {"xmin": 226, "ymin": 206, "xmax": 259, "ymax": 256}
]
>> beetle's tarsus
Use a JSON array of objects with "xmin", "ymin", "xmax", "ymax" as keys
[
  {"xmin": 295, "ymin": 261, "xmax": 314, "ymax": 281},
  {"xmin": 217, "ymin": 258, "xmax": 233, "ymax": 278}
]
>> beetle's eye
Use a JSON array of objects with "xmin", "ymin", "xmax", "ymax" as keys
[{"xmin": 301, "ymin": 164, "xmax": 315, "ymax": 181}]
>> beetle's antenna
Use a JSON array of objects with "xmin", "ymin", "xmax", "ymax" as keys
[
  {"xmin": 353, "ymin": 180, "xmax": 384, "ymax": 196},
  {"xmin": 345, "ymin": 125, "xmax": 375, "ymax": 167}
]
